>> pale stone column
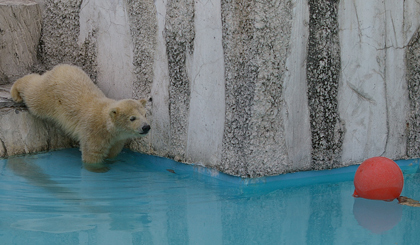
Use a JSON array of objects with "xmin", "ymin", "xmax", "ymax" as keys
[{"xmin": 0, "ymin": 0, "xmax": 41, "ymax": 84}]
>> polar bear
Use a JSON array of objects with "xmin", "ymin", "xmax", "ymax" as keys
[{"xmin": 10, "ymin": 64, "xmax": 150, "ymax": 172}]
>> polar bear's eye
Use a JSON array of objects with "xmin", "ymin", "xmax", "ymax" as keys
[{"xmin": 130, "ymin": 116, "xmax": 136, "ymax": 122}]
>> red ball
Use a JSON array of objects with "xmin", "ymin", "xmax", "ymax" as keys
[{"xmin": 353, "ymin": 157, "xmax": 404, "ymax": 201}]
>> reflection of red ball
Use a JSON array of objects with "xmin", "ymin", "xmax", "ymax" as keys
[
  {"xmin": 353, "ymin": 157, "xmax": 404, "ymax": 201},
  {"xmin": 353, "ymin": 198, "xmax": 402, "ymax": 234}
]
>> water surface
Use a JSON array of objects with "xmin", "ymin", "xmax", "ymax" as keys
[{"xmin": 1, "ymin": 149, "xmax": 419, "ymax": 244}]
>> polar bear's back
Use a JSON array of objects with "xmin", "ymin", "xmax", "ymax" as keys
[
  {"xmin": 21, "ymin": 64, "xmax": 111, "ymax": 138},
  {"xmin": 44, "ymin": 64, "xmax": 105, "ymax": 102}
]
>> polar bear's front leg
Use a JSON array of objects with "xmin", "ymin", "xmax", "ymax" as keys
[
  {"xmin": 80, "ymin": 142, "xmax": 110, "ymax": 173},
  {"xmin": 106, "ymin": 140, "xmax": 126, "ymax": 159}
]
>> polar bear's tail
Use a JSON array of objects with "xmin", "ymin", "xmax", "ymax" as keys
[{"xmin": 10, "ymin": 74, "xmax": 38, "ymax": 103}]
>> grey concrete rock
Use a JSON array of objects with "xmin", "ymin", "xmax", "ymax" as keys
[
  {"xmin": 0, "ymin": 84, "xmax": 76, "ymax": 158},
  {"xmin": 0, "ymin": 107, "xmax": 76, "ymax": 158},
  {"xmin": 0, "ymin": 0, "xmax": 41, "ymax": 84},
  {"xmin": 3, "ymin": 0, "xmax": 420, "ymax": 178}
]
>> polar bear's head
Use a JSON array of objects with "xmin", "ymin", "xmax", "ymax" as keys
[{"xmin": 109, "ymin": 99, "xmax": 150, "ymax": 138}]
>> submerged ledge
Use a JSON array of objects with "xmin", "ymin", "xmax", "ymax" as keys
[
  {"xmin": 2, "ymin": 148, "xmax": 419, "ymax": 192},
  {"xmin": 145, "ymin": 150, "xmax": 420, "ymax": 188}
]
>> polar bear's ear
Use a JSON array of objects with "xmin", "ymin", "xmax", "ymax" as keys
[
  {"xmin": 109, "ymin": 107, "xmax": 119, "ymax": 119},
  {"xmin": 139, "ymin": 99, "xmax": 147, "ymax": 107}
]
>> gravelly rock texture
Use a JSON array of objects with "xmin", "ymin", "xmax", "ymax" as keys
[
  {"xmin": 0, "ymin": 0, "xmax": 41, "ymax": 84},
  {"xmin": 2, "ymin": 0, "xmax": 420, "ymax": 177},
  {"xmin": 38, "ymin": 0, "xmax": 97, "ymax": 81},
  {"xmin": 164, "ymin": 0, "xmax": 195, "ymax": 160},
  {"xmin": 306, "ymin": 0, "xmax": 343, "ymax": 170},
  {"xmin": 407, "ymin": 27, "xmax": 420, "ymax": 158},
  {"xmin": 219, "ymin": 0, "xmax": 293, "ymax": 177}
]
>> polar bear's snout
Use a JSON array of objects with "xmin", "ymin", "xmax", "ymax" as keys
[{"xmin": 140, "ymin": 124, "xmax": 151, "ymax": 135}]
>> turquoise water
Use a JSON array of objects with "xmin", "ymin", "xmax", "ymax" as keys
[{"xmin": 1, "ymin": 149, "xmax": 420, "ymax": 245}]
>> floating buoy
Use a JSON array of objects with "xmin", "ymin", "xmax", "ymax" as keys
[{"xmin": 353, "ymin": 157, "xmax": 403, "ymax": 201}]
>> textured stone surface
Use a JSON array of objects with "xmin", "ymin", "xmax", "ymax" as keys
[
  {"xmin": 338, "ymin": 1, "xmax": 411, "ymax": 164},
  {"xmin": 307, "ymin": 0, "xmax": 343, "ymax": 170},
  {"xmin": 246, "ymin": 0, "xmax": 292, "ymax": 176},
  {"xmin": 0, "ymin": 107, "xmax": 76, "ymax": 158},
  {"xmin": 185, "ymin": 0, "xmax": 225, "ymax": 167},
  {"xmin": 0, "ymin": 0, "xmax": 41, "ymax": 84},
  {"xmin": 383, "ymin": 1, "xmax": 409, "ymax": 160},
  {"xmin": 39, "ymin": 0, "xmax": 97, "ymax": 80},
  {"xmin": 165, "ymin": 0, "xmax": 195, "ymax": 160},
  {"xmin": 127, "ymin": 0, "xmax": 156, "ymax": 100},
  {"xmin": 0, "ymin": 84, "xmax": 22, "ymax": 108},
  {"xmin": 220, "ymin": 0, "xmax": 293, "ymax": 177},
  {"xmin": 405, "ymin": 0, "xmax": 420, "ymax": 159},
  {"xmin": 220, "ymin": 0, "xmax": 259, "ymax": 177},
  {"xmin": 283, "ymin": 0, "xmax": 312, "ymax": 172},
  {"xmin": 407, "ymin": 27, "xmax": 420, "ymax": 158},
  {"xmin": 147, "ymin": 0, "xmax": 171, "ymax": 158},
  {"xmin": 3, "ymin": 0, "xmax": 420, "ymax": 177},
  {"xmin": 0, "ymin": 85, "xmax": 75, "ymax": 158},
  {"xmin": 79, "ymin": 0, "xmax": 134, "ymax": 99},
  {"xmin": 125, "ymin": 0, "xmax": 157, "ymax": 153},
  {"xmin": 338, "ymin": 1, "xmax": 387, "ymax": 165}
]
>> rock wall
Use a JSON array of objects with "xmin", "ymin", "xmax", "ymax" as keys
[
  {"xmin": 0, "ymin": 106, "xmax": 76, "ymax": 158},
  {"xmin": 2, "ymin": 0, "xmax": 420, "ymax": 177},
  {"xmin": 0, "ymin": 0, "xmax": 41, "ymax": 84},
  {"xmin": 307, "ymin": 0, "xmax": 343, "ymax": 170}
]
